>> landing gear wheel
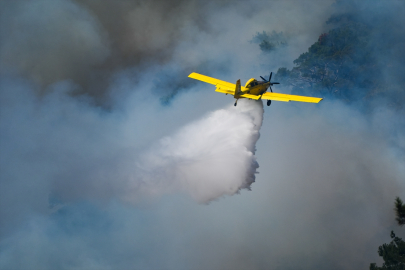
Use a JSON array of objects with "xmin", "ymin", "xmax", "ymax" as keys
[
  {"xmin": 234, "ymin": 102, "xmax": 237, "ymax": 106},
  {"xmin": 267, "ymin": 100, "xmax": 271, "ymax": 106}
]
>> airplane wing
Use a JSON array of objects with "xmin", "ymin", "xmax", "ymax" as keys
[
  {"xmin": 261, "ymin": 92, "xmax": 323, "ymax": 103},
  {"xmin": 188, "ymin": 73, "xmax": 247, "ymax": 93}
]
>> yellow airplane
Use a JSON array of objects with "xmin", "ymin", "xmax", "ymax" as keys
[{"xmin": 188, "ymin": 72, "xmax": 323, "ymax": 106}]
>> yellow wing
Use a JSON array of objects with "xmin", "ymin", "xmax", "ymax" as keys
[
  {"xmin": 188, "ymin": 72, "xmax": 235, "ymax": 88},
  {"xmin": 261, "ymin": 92, "xmax": 322, "ymax": 103},
  {"xmin": 188, "ymin": 73, "xmax": 247, "ymax": 93}
]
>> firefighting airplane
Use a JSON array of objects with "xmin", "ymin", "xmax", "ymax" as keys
[{"xmin": 188, "ymin": 72, "xmax": 322, "ymax": 106}]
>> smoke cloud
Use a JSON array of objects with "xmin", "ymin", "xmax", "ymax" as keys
[{"xmin": 0, "ymin": 0, "xmax": 404, "ymax": 269}]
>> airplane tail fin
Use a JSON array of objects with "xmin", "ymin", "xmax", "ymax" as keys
[{"xmin": 234, "ymin": 79, "xmax": 242, "ymax": 98}]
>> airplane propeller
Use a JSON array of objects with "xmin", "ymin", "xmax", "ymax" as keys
[{"xmin": 260, "ymin": 72, "xmax": 279, "ymax": 92}]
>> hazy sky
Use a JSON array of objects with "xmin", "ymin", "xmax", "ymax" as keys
[{"xmin": 1, "ymin": 0, "xmax": 404, "ymax": 269}]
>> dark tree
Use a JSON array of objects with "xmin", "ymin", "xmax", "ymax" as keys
[
  {"xmin": 274, "ymin": 21, "xmax": 375, "ymax": 102},
  {"xmin": 370, "ymin": 198, "xmax": 405, "ymax": 270},
  {"xmin": 273, "ymin": 10, "xmax": 405, "ymax": 110},
  {"xmin": 251, "ymin": 31, "xmax": 287, "ymax": 53},
  {"xmin": 395, "ymin": 197, "xmax": 405, "ymax": 226}
]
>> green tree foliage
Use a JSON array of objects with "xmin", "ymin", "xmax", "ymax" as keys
[
  {"xmin": 259, "ymin": 40, "xmax": 276, "ymax": 53},
  {"xmin": 274, "ymin": 11, "xmax": 405, "ymax": 109},
  {"xmin": 395, "ymin": 197, "xmax": 405, "ymax": 226},
  {"xmin": 370, "ymin": 198, "xmax": 405, "ymax": 270},
  {"xmin": 251, "ymin": 31, "xmax": 287, "ymax": 53},
  {"xmin": 370, "ymin": 231, "xmax": 405, "ymax": 270},
  {"xmin": 275, "ymin": 19, "xmax": 375, "ymax": 101}
]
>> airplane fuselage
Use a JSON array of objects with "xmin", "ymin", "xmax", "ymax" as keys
[{"xmin": 242, "ymin": 78, "xmax": 270, "ymax": 96}]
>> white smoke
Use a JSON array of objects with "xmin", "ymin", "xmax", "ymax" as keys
[
  {"xmin": 2, "ymin": 0, "xmax": 405, "ymax": 269},
  {"xmin": 127, "ymin": 99, "xmax": 263, "ymax": 203}
]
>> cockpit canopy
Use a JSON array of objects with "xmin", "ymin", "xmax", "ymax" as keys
[{"xmin": 245, "ymin": 78, "xmax": 258, "ymax": 88}]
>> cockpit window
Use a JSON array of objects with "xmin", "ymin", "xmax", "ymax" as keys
[{"xmin": 245, "ymin": 79, "xmax": 257, "ymax": 88}]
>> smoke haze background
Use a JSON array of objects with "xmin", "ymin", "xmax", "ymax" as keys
[{"xmin": 0, "ymin": 0, "xmax": 404, "ymax": 269}]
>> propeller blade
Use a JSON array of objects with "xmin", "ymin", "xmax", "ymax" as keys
[
  {"xmin": 269, "ymin": 72, "xmax": 273, "ymax": 81},
  {"xmin": 272, "ymin": 82, "xmax": 280, "ymax": 84},
  {"xmin": 260, "ymin": 76, "xmax": 267, "ymax": 81},
  {"xmin": 269, "ymin": 86, "xmax": 273, "ymax": 92}
]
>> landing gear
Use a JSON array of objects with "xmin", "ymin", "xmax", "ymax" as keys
[
  {"xmin": 234, "ymin": 99, "xmax": 238, "ymax": 106},
  {"xmin": 267, "ymin": 100, "xmax": 271, "ymax": 106}
]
